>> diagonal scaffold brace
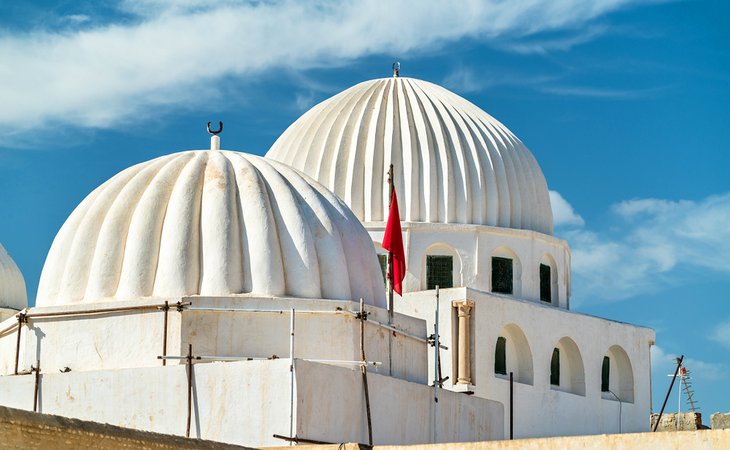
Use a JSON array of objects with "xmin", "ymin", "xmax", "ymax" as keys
[{"xmin": 653, "ymin": 354, "xmax": 684, "ymax": 432}]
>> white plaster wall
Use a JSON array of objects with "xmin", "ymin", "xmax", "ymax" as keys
[
  {"xmin": 396, "ymin": 287, "xmax": 654, "ymax": 439},
  {"xmin": 0, "ymin": 296, "xmax": 427, "ymax": 384},
  {"xmin": 0, "ymin": 308, "xmax": 19, "ymax": 324},
  {"xmin": 0, "ymin": 359, "xmax": 292, "ymax": 447},
  {"xmin": 182, "ymin": 297, "xmax": 427, "ymax": 384},
  {"xmin": 369, "ymin": 223, "xmax": 571, "ymax": 308},
  {"xmin": 0, "ymin": 299, "xmax": 182, "ymax": 376},
  {"xmin": 0, "ymin": 316, "xmax": 19, "ymax": 375},
  {"xmin": 0, "ymin": 359, "xmax": 503, "ymax": 447},
  {"xmin": 295, "ymin": 360, "xmax": 503, "ymax": 445}
]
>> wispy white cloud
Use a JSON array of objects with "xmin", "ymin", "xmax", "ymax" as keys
[
  {"xmin": 683, "ymin": 357, "xmax": 726, "ymax": 381},
  {"xmin": 442, "ymin": 65, "xmax": 569, "ymax": 95},
  {"xmin": 61, "ymin": 14, "xmax": 92, "ymax": 26},
  {"xmin": 538, "ymin": 84, "xmax": 669, "ymax": 99},
  {"xmin": 441, "ymin": 65, "xmax": 666, "ymax": 99},
  {"xmin": 500, "ymin": 25, "xmax": 608, "ymax": 55},
  {"xmin": 0, "ymin": 0, "xmax": 661, "ymax": 140},
  {"xmin": 442, "ymin": 66, "xmax": 487, "ymax": 94},
  {"xmin": 553, "ymin": 192, "xmax": 730, "ymax": 302},
  {"xmin": 710, "ymin": 319, "xmax": 730, "ymax": 350},
  {"xmin": 549, "ymin": 190, "xmax": 585, "ymax": 228},
  {"xmin": 651, "ymin": 345, "xmax": 725, "ymax": 381},
  {"xmin": 294, "ymin": 92, "xmax": 316, "ymax": 112},
  {"xmin": 651, "ymin": 345, "xmax": 679, "ymax": 372}
]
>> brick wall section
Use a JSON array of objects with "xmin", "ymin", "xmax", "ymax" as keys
[{"xmin": 0, "ymin": 406, "xmax": 253, "ymax": 450}]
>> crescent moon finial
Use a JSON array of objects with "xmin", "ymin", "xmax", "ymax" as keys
[{"xmin": 207, "ymin": 121, "xmax": 223, "ymax": 136}]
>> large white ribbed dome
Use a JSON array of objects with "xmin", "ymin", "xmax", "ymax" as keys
[
  {"xmin": 0, "ymin": 243, "xmax": 27, "ymax": 310},
  {"xmin": 267, "ymin": 77, "xmax": 553, "ymax": 235},
  {"xmin": 37, "ymin": 150, "xmax": 385, "ymax": 308}
]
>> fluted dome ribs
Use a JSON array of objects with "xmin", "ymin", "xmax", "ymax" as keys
[
  {"xmin": 36, "ymin": 151, "xmax": 385, "ymax": 308},
  {"xmin": 0, "ymin": 243, "xmax": 27, "ymax": 310},
  {"xmin": 267, "ymin": 77, "xmax": 553, "ymax": 235}
]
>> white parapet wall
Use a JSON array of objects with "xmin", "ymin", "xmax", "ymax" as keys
[
  {"xmin": 0, "ymin": 359, "xmax": 503, "ymax": 447},
  {"xmin": 396, "ymin": 287, "xmax": 655, "ymax": 439},
  {"xmin": 0, "ymin": 296, "xmax": 427, "ymax": 384},
  {"xmin": 0, "ymin": 308, "xmax": 20, "ymax": 323}
]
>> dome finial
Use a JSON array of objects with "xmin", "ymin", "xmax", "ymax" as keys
[
  {"xmin": 207, "ymin": 121, "xmax": 223, "ymax": 151},
  {"xmin": 392, "ymin": 61, "xmax": 400, "ymax": 78}
]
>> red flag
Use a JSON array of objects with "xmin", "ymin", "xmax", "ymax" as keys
[{"xmin": 382, "ymin": 188, "xmax": 406, "ymax": 295}]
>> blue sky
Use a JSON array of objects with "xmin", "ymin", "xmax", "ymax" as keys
[{"xmin": 1, "ymin": 0, "xmax": 729, "ymax": 417}]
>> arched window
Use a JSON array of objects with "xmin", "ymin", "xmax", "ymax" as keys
[
  {"xmin": 602, "ymin": 345, "xmax": 634, "ymax": 403},
  {"xmin": 492, "ymin": 257, "xmax": 513, "ymax": 294},
  {"xmin": 550, "ymin": 348, "xmax": 560, "ymax": 386},
  {"xmin": 540, "ymin": 254, "xmax": 558, "ymax": 305},
  {"xmin": 540, "ymin": 264, "xmax": 552, "ymax": 302},
  {"xmin": 427, "ymin": 255, "xmax": 453, "ymax": 289},
  {"xmin": 551, "ymin": 337, "xmax": 586, "ymax": 396},
  {"xmin": 422, "ymin": 244, "xmax": 461, "ymax": 290},
  {"xmin": 491, "ymin": 246, "xmax": 522, "ymax": 296},
  {"xmin": 495, "ymin": 337, "xmax": 507, "ymax": 375},
  {"xmin": 494, "ymin": 324, "xmax": 533, "ymax": 385}
]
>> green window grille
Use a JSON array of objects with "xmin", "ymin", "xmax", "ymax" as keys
[
  {"xmin": 491, "ymin": 257, "xmax": 513, "ymax": 294},
  {"xmin": 550, "ymin": 348, "xmax": 560, "ymax": 386},
  {"xmin": 426, "ymin": 255, "xmax": 453, "ymax": 290},
  {"xmin": 601, "ymin": 356, "xmax": 610, "ymax": 392},
  {"xmin": 495, "ymin": 337, "xmax": 507, "ymax": 375},
  {"xmin": 540, "ymin": 263, "xmax": 552, "ymax": 303},
  {"xmin": 378, "ymin": 254, "xmax": 388, "ymax": 286}
]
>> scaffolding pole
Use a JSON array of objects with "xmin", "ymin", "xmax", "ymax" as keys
[
  {"xmin": 359, "ymin": 298, "xmax": 373, "ymax": 446},
  {"xmin": 288, "ymin": 308, "xmax": 295, "ymax": 446},
  {"xmin": 432, "ymin": 285, "xmax": 440, "ymax": 444}
]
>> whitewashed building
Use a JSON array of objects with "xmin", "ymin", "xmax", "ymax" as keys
[
  {"xmin": 267, "ymin": 74, "xmax": 655, "ymax": 438},
  {"xmin": 0, "ymin": 72, "xmax": 654, "ymax": 446},
  {"xmin": 0, "ymin": 145, "xmax": 502, "ymax": 447}
]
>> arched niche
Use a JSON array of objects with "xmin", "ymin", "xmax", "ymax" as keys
[
  {"xmin": 551, "ymin": 337, "xmax": 585, "ymax": 396},
  {"xmin": 494, "ymin": 323, "xmax": 533, "ymax": 385},
  {"xmin": 421, "ymin": 243, "xmax": 462, "ymax": 290},
  {"xmin": 491, "ymin": 246, "xmax": 522, "ymax": 297},
  {"xmin": 602, "ymin": 345, "xmax": 635, "ymax": 403},
  {"xmin": 539, "ymin": 253, "xmax": 558, "ymax": 305}
]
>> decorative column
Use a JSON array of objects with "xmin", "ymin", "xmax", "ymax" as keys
[{"xmin": 454, "ymin": 300, "xmax": 474, "ymax": 385}]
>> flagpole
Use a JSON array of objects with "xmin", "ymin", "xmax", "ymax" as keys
[{"xmin": 387, "ymin": 163, "xmax": 394, "ymax": 325}]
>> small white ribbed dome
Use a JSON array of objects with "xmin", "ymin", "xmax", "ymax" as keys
[
  {"xmin": 37, "ymin": 150, "xmax": 385, "ymax": 308},
  {"xmin": 267, "ymin": 77, "xmax": 553, "ymax": 235},
  {"xmin": 0, "ymin": 243, "xmax": 27, "ymax": 310}
]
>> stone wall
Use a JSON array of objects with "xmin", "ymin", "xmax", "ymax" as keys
[
  {"xmin": 0, "ymin": 406, "xmax": 251, "ymax": 449},
  {"xmin": 711, "ymin": 413, "xmax": 730, "ymax": 429},
  {"xmin": 276, "ymin": 430, "xmax": 730, "ymax": 450},
  {"xmin": 650, "ymin": 412, "xmax": 705, "ymax": 431},
  {"xmin": 5, "ymin": 404, "xmax": 730, "ymax": 450}
]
